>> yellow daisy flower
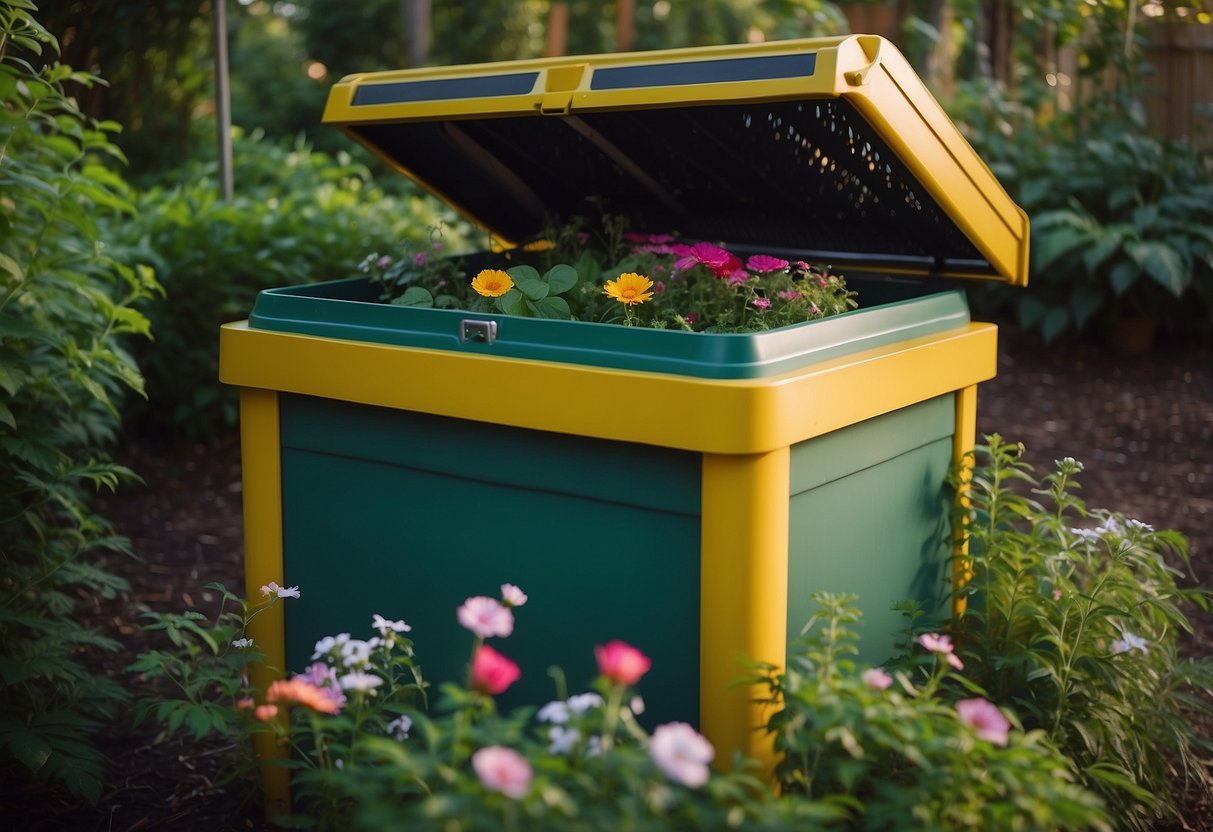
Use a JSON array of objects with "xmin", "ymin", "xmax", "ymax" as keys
[
  {"xmin": 602, "ymin": 272, "xmax": 654, "ymax": 306},
  {"xmin": 471, "ymin": 269, "xmax": 515, "ymax": 298}
]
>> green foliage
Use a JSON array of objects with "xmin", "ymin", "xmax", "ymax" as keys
[
  {"xmin": 952, "ymin": 79, "xmax": 1213, "ymax": 342},
  {"xmin": 754, "ymin": 592, "xmax": 1109, "ymax": 830},
  {"xmin": 103, "ymin": 131, "xmax": 462, "ymax": 437},
  {"xmin": 953, "ymin": 436, "xmax": 1213, "ymax": 829},
  {"xmin": 31, "ymin": 0, "xmax": 215, "ymax": 181},
  {"xmin": 0, "ymin": 0, "xmax": 154, "ymax": 803}
]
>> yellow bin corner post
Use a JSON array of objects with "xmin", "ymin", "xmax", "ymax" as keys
[{"xmin": 238, "ymin": 388, "xmax": 291, "ymax": 818}]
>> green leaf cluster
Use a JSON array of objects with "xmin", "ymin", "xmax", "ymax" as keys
[
  {"xmin": 953, "ymin": 436, "xmax": 1213, "ymax": 828},
  {"xmin": 101, "ymin": 131, "xmax": 465, "ymax": 438},
  {"xmin": 0, "ymin": 0, "xmax": 152, "ymax": 803}
]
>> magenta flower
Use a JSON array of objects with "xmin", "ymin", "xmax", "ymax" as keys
[
  {"xmin": 673, "ymin": 242, "xmax": 733, "ymax": 273},
  {"xmin": 726, "ymin": 270, "xmax": 749, "ymax": 286},
  {"xmin": 862, "ymin": 667, "xmax": 893, "ymax": 690},
  {"xmin": 471, "ymin": 645, "xmax": 521, "ymax": 695},
  {"xmin": 653, "ymin": 281, "xmax": 665, "ymax": 294},
  {"xmin": 777, "ymin": 289, "xmax": 801, "ymax": 300},
  {"xmin": 918, "ymin": 633, "xmax": 964, "ymax": 670},
  {"xmin": 472, "ymin": 746, "xmax": 533, "ymax": 798},
  {"xmin": 457, "ymin": 596, "xmax": 514, "ymax": 638},
  {"xmin": 683, "ymin": 313, "xmax": 699, "ymax": 325},
  {"xmin": 376, "ymin": 255, "xmax": 392, "ymax": 269},
  {"xmin": 956, "ymin": 698, "xmax": 1011, "ymax": 746},
  {"xmin": 595, "ymin": 640, "xmax": 652, "ymax": 686},
  {"xmin": 650, "ymin": 722, "xmax": 715, "ymax": 787},
  {"xmin": 412, "ymin": 251, "xmax": 426, "ymax": 266},
  {"xmin": 746, "ymin": 254, "xmax": 789, "ymax": 273},
  {"xmin": 751, "ymin": 297, "xmax": 772, "ymax": 310}
]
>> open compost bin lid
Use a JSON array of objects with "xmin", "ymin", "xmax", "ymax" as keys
[{"xmin": 323, "ymin": 35, "xmax": 1028, "ymax": 285}]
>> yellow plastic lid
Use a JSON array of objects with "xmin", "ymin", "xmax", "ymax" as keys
[{"xmin": 323, "ymin": 36, "xmax": 1028, "ymax": 285}]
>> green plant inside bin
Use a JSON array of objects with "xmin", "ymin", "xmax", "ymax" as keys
[{"xmin": 358, "ymin": 217, "xmax": 857, "ymax": 334}]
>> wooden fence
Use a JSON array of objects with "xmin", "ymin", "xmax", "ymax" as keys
[{"xmin": 839, "ymin": 4, "xmax": 1213, "ymax": 150}]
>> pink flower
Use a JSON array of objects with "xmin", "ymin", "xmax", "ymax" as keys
[
  {"xmin": 376, "ymin": 255, "xmax": 392, "ymax": 269},
  {"xmin": 956, "ymin": 698, "xmax": 1011, "ymax": 746},
  {"xmin": 1052, "ymin": 588, "xmax": 1063, "ymax": 601},
  {"xmin": 653, "ymin": 281, "xmax": 665, "ymax": 294},
  {"xmin": 235, "ymin": 696, "xmax": 256, "ymax": 710},
  {"xmin": 751, "ymin": 297, "xmax": 772, "ymax": 310},
  {"xmin": 683, "ymin": 313, "xmax": 699, "ymax": 324},
  {"xmin": 594, "ymin": 640, "xmax": 651, "ymax": 686},
  {"xmin": 471, "ymin": 645, "xmax": 521, "ymax": 695},
  {"xmin": 254, "ymin": 704, "xmax": 278, "ymax": 721},
  {"xmin": 650, "ymin": 722, "xmax": 714, "ymax": 788},
  {"xmin": 862, "ymin": 668, "xmax": 893, "ymax": 690},
  {"xmin": 472, "ymin": 746, "xmax": 532, "ymax": 799},
  {"xmin": 777, "ymin": 289, "xmax": 801, "ymax": 300},
  {"xmin": 725, "ymin": 270, "xmax": 749, "ymax": 286},
  {"xmin": 673, "ymin": 242, "xmax": 733, "ymax": 273},
  {"xmin": 746, "ymin": 254, "xmax": 789, "ymax": 273},
  {"xmin": 918, "ymin": 633, "xmax": 964, "ymax": 670},
  {"xmin": 500, "ymin": 584, "xmax": 527, "ymax": 608},
  {"xmin": 412, "ymin": 252, "xmax": 426, "ymax": 266},
  {"xmin": 458, "ymin": 596, "xmax": 514, "ymax": 638}
]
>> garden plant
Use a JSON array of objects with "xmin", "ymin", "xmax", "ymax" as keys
[
  {"xmin": 127, "ymin": 438, "xmax": 1213, "ymax": 830},
  {"xmin": 0, "ymin": 0, "xmax": 156, "ymax": 802}
]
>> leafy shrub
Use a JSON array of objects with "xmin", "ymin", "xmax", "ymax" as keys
[
  {"xmin": 105, "ymin": 132, "xmax": 463, "ymax": 437},
  {"xmin": 953, "ymin": 436, "xmax": 1213, "ymax": 829},
  {"xmin": 950, "ymin": 83, "xmax": 1213, "ymax": 343},
  {"xmin": 754, "ymin": 593, "xmax": 1108, "ymax": 830},
  {"xmin": 0, "ymin": 0, "xmax": 155, "ymax": 802}
]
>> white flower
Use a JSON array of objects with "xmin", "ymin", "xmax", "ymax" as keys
[
  {"xmin": 1126, "ymin": 518, "xmax": 1154, "ymax": 532},
  {"xmin": 387, "ymin": 715, "xmax": 412, "ymax": 740},
  {"xmin": 339, "ymin": 671, "xmax": 384, "ymax": 692},
  {"xmin": 548, "ymin": 725, "xmax": 580, "ymax": 755},
  {"xmin": 536, "ymin": 701, "xmax": 569, "ymax": 724},
  {"xmin": 500, "ymin": 583, "xmax": 528, "ymax": 608},
  {"xmin": 1111, "ymin": 631, "xmax": 1149, "ymax": 655},
  {"xmin": 312, "ymin": 633, "xmax": 351, "ymax": 660},
  {"xmin": 231, "ymin": 638, "xmax": 254, "ymax": 648},
  {"xmin": 371, "ymin": 614, "xmax": 411, "ymax": 635},
  {"xmin": 567, "ymin": 692, "xmax": 604, "ymax": 714},
  {"xmin": 340, "ymin": 638, "xmax": 376, "ymax": 668},
  {"xmin": 650, "ymin": 722, "xmax": 714, "ymax": 788},
  {"xmin": 628, "ymin": 695, "xmax": 646, "ymax": 716},
  {"xmin": 260, "ymin": 581, "xmax": 300, "ymax": 599}
]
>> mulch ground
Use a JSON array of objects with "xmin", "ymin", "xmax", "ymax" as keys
[{"xmin": 5, "ymin": 331, "xmax": 1212, "ymax": 831}]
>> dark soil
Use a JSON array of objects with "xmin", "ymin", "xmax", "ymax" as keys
[{"xmin": 7, "ymin": 333, "xmax": 1212, "ymax": 831}]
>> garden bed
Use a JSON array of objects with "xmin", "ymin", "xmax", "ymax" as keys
[{"xmin": 5, "ymin": 335, "xmax": 1210, "ymax": 831}]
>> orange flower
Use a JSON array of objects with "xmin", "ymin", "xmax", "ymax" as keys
[
  {"xmin": 472, "ymin": 269, "xmax": 515, "ymax": 298},
  {"xmin": 266, "ymin": 678, "xmax": 342, "ymax": 714},
  {"xmin": 602, "ymin": 273, "xmax": 654, "ymax": 306}
]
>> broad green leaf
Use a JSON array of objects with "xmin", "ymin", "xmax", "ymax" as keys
[
  {"xmin": 1108, "ymin": 260, "xmax": 1139, "ymax": 296},
  {"xmin": 1127, "ymin": 241, "xmax": 1189, "ymax": 296},
  {"xmin": 497, "ymin": 289, "xmax": 526, "ymax": 316},
  {"xmin": 392, "ymin": 286, "xmax": 434, "ymax": 308},
  {"xmin": 544, "ymin": 264, "xmax": 578, "ymax": 295},
  {"xmin": 1069, "ymin": 286, "xmax": 1104, "ymax": 329},
  {"xmin": 0, "ymin": 400, "xmax": 15, "ymax": 430},
  {"xmin": 512, "ymin": 270, "xmax": 548, "ymax": 301},
  {"xmin": 1, "ymin": 729, "xmax": 52, "ymax": 772},
  {"xmin": 533, "ymin": 295, "xmax": 572, "ymax": 320},
  {"xmin": 0, "ymin": 252, "xmax": 24, "ymax": 282}
]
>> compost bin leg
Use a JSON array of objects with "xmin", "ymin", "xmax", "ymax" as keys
[
  {"xmin": 239, "ymin": 388, "xmax": 292, "ymax": 819},
  {"xmin": 700, "ymin": 448, "xmax": 790, "ymax": 778}
]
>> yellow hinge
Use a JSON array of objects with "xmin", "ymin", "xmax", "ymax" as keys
[{"xmin": 541, "ymin": 63, "xmax": 586, "ymax": 114}]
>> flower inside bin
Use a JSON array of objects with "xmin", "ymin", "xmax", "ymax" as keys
[{"xmin": 360, "ymin": 219, "xmax": 857, "ymax": 333}]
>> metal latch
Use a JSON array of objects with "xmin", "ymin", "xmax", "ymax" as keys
[{"xmin": 460, "ymin": 319, "xmax": 498, "ymax": 345}]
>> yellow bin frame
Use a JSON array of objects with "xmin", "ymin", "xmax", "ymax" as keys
[{"xmin": 220, "ymin": 34, "xmax": 1025, "ymax": 815}]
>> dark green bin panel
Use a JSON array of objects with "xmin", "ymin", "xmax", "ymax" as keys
[
  {"xmin": 787, "ymin": 394, "xmax": 955, "ymax": 664},
  {"xmin": 278, "ymin": 394, "xmax": 702, "ymax": 725}
]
